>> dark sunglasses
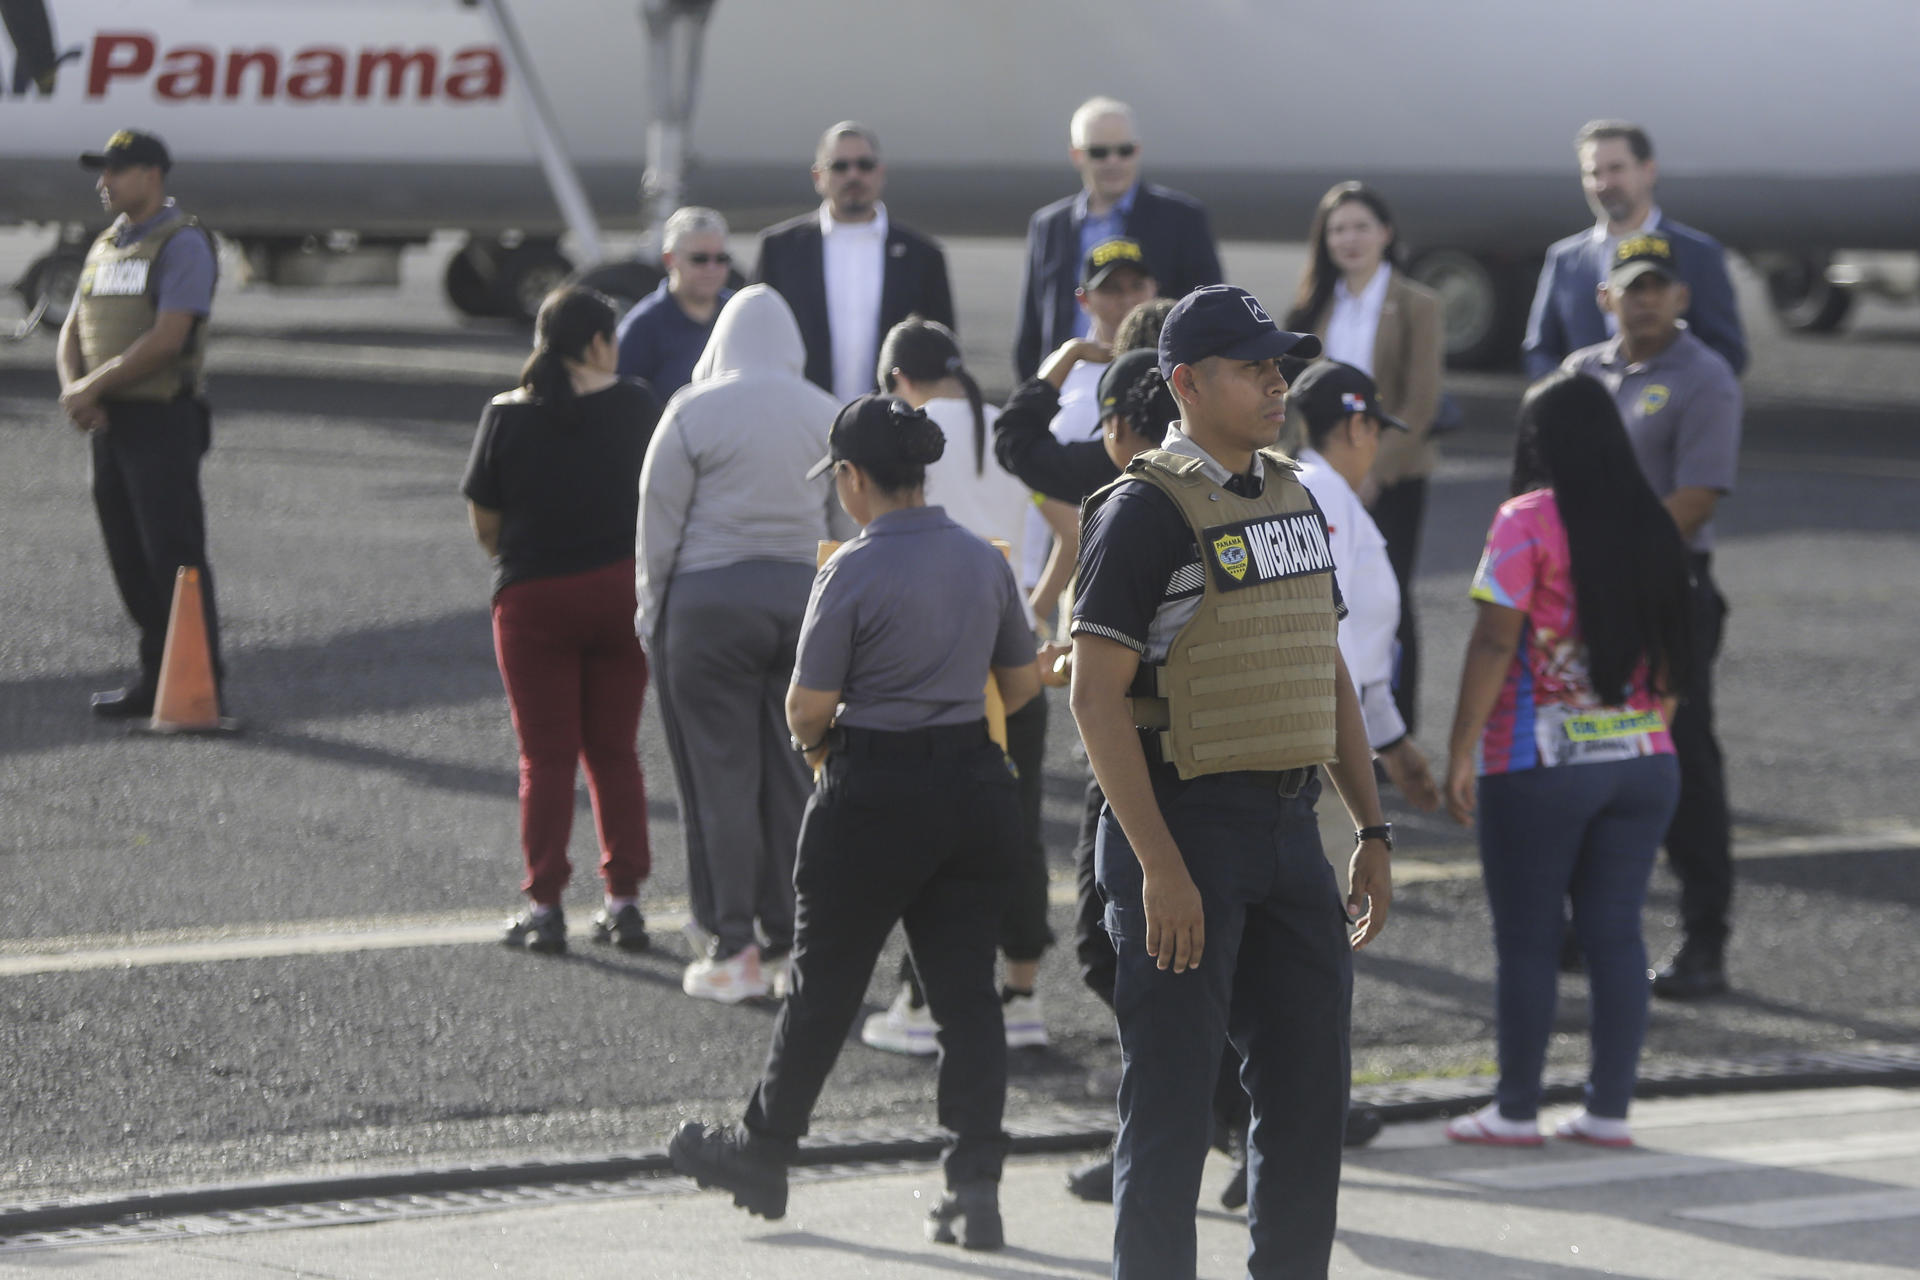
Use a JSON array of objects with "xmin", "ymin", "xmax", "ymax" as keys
[
  {"xmin": 828, "ymin": 156, "xmax": 879, "ymax": 174},
  {"xmin": 682, "ymin": 252, "xmax": 731, "ymax": 266},
  {"xmin": 1085, "ymin": 143, "xmax": 1137, "ymax": 161}
]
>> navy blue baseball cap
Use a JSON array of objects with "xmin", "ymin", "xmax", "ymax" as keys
[{"xmin": 1157, "ymin": 285, "xmax": 1321, "ymax": 379}]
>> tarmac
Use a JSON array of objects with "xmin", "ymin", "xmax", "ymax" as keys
[{"xmin": 4, "ymin": 1086, "xmax": 1918, "ymax": 1278}]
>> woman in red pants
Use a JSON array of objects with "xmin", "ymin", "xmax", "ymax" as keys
[{"xmin": 463, "ymin": 287, "xmax": 663, "ymax": 954}]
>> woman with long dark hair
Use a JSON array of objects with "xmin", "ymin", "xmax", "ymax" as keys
[
  {"xmin": 463, "ymin": 286, "xmax": 662, "ymax": 954},
  {"xmin": 1288, "ymin": 182, "xmax": 1443, "ymax": 735},
  {"xmin": 1443, "ymin": 371, "xmax": 1692, "ymax": 1148}
]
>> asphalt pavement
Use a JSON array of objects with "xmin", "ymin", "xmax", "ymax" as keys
[{"xmin": 2, "ymin": 230, "xmax": 1918, "ymax": 1274}]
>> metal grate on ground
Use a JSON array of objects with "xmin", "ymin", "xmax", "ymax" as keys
[{"xmin": 3, "ymin": 1045, "xmax": 1915, "ymax": 1254}]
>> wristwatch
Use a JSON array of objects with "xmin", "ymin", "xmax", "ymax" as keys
[
  {"xmin": 1354, "ymin": 823, "xmax": 1394, "ymax": 851},
  {"xmin": 790, "ymin": 733, "xmax": 823, "ymax": 755}
]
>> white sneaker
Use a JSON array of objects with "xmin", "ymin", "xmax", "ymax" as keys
[
  {"xmin": 682, "ymin": 944, "xmax": 768, "ymax": 1004},
  {"xmin": 860, "ymin": 984, "xmax": 939, "ymax": 1056},
  {"xmin": 763, "ymin": 949, "xmax": 792, "ymax": 1000},
  {"xmin": 1002, "ymin": 992, "xmax": 1049, "ymax": 1048}
]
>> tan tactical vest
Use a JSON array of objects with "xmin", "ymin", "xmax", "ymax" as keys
[
  {"xmin": 1101, "ymin": 446, "xmax": 1341, "ymax": 779},
  {"xmin": 76, "ymin": 214, "xmax": 212, "ymax": 402}
]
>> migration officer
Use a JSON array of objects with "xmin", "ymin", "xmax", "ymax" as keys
[
  {"xmin": 56, "ymin": 129, "xmax": 223, "ymax": 717},
  {"xmin": 1070, "ymin": 285, "xmax": 1394, "ymax": 1278},
  {"xmin": 670, "ymin": 394, "xmax": 1041, "ymax": 1252}
]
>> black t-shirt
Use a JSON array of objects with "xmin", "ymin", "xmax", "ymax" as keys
[
  {"xmin": 1073, "ymin": 470, "xmax": 1344, "ymax": 662},
  {"xmin": 461, "ymin": 379, "xmax": 662, "ymax": 595}
]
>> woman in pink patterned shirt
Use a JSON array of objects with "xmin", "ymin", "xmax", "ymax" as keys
[{"xmin": 1442, "ymin": 371, "xmax": 1693, "ymax": 1149}]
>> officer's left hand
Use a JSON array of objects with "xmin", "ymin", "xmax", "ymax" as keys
[
  {"xmin": 1346, "ymin": 839, "xmax": 1392, "ymax": 950},
  {"xmin": 68, "ymin": 404, "xmax": 108, "ymax": 434},
  {"xmin": 60, "ymin": 381, "xmax": 101, "ymax": 423}
]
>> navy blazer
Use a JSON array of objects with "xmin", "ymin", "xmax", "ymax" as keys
[
  {"xmin": 1523, "ymin": 217, "xmax": 1747, "ymax": 379},
  {"xmin": 1013, "ymin": 182, "xmax": 1223, "ymax": 381},
  {"xmin": 752, "ymin": 211, "xmax": 955, "ymax": 395}
]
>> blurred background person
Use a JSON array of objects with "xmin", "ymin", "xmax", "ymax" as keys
[
  {"xmin": 463, "ymin": 287, "xmax": 661, "ymax": 956},
  {"xmin": 614, "ymin": 205, "xmax": 734, "ymax": 402},
  {"xmin": 1287, "ymin": 181, "xmax": 1443, "ymax": 736},
  {"xmin": 1566, "ymin": 233, "xmax": 1742, "ymax": 1000},
  {"xmin": 1013, "ymin": 96, "xmax": 1221, "ymax": 381},
  {"xmin": 754, "ymin": 121, "xmax": 955, "ymax": 400},
  {"xmin": 1288, "ymin": 360, "xmax": 1441, "ymax": 811},
  {"xmin": 637, "ymin": 285, "xmax": 854, "ymax": 1002},
  {"xmin": 1523, "ymin": 120, "xmax": 1746, "ymax": 379},
  {"xmin": 860, "ymin": 317, "xmax": 1056, "ymax": 1054},
  {"xmin": 1442, "ymin": 371, "xmax": 1691, "ymax": 1150},
  {"xmin": 1020, "ymin": 239, "xmax": 1159, "ymax": 632}
]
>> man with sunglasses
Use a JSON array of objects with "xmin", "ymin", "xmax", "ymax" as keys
[
  {"xmin": 754, "ymin": 122, "xmax": 955, "ymax": 401},
  {"xmin": 1014, "ymin": 97, "xmax": 1223, "ymax": 382},
  {"xmin": 616, "ymin": 206, "xmax": 735, "ymax": 401}
]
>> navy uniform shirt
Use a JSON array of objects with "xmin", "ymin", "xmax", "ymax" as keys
[
  {"xmin": 794, "ymin": 505, "xmax": 1035, "ymax": 731},
  {"xmin": 1073, "ymin": 428, "xmax": 1344, "ymax": 664},
  {"xmin": 615, "ymin": 280, "xmax": 733, "ymax": 402}
]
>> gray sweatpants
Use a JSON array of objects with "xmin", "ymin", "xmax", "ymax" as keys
[{"xmin": 654, "ymin": 559, "xmax": 814, "ymax": 956}]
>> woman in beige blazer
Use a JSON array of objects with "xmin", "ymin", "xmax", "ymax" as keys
[{"xmin": 1287, "ymin": 181, "xmax": 1444, "ymax": 733}]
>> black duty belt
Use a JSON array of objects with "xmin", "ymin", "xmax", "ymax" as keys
[{"xmin": 832, "ymin": 719, "xmax": 991, "ymax": 761}]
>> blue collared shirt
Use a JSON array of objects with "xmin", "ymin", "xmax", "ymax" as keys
[
  {"xmin": 1071, "ymin": 183, "xmax": 1139, "ymax": 338},
  {"xmin": 615, "ymin": 279, "xmax": 733, "ymax": 401},
  {"xmin": 106, "ymin": 198, "xmax": 216, "ymax": 317}
]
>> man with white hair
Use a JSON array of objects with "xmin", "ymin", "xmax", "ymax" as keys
[
  {"xmin": 616, "ymin": 205, "xmax": 735, "ymax": 400},
  {"xmin": 1013, "ymin": 96, "xmax": 1222, "ymax": 381}
]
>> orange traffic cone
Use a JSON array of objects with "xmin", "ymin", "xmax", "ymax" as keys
[{"xmin": 133, "ymin": 567, "xmax": 240, "ymax": 735}]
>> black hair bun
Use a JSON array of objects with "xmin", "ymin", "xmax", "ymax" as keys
[{"xmin": 900, "ymin": 414, "xmax": 946, "ymax": 465}]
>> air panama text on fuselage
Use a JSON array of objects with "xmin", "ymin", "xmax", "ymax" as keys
[{"xmin": 79, "ymin": 32, "xmax": 506, "ymax": 103}]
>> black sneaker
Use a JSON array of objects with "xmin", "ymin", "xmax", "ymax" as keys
[
  {"xmin": 1651, "ymin": 943, "xmax": 1729, "ymax": 999},
  {"xmin": 502, "ymin": 907, "xmax": 566, "ymax": 955},
  {"xmin": 1064, "ymin": 1151, "xmax": 1113, "ymax": 1203},
  {"xmin": 1346, "ymin": 1106, "xmax": 1385, "ymax": 1147},
  {"xmin": 925, "ymin": 1181, "xmax": 1004, "ymax": 1251},
  {"xmin": 91, "ymin": 684, "xmax": 156, "ymax": 719},
  {"xmin": 590, "ymin": 904, "xmax": 651, "ymax": 952},
  {"xmin": 668, "ymin": 1121, "xmax": 788, "ymax": 1220}
]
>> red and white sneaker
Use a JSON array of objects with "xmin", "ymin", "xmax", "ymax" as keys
[
  {"xmin": 1444, "ymin": 1103, "xmax": 1544, "ymax": 1147},
  {"xmin": 1554, "ymin": 1108, "xmax": 1634, "ymax": 1148}
]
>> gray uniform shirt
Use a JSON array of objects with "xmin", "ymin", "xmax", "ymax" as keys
[
  {"xmin": 794, "ymin": 505, "xmax": 1036, "ymax": 731},
  {"xmin": 1564, "ymin": 330, "xmax": 1741, "ymax": 551}
]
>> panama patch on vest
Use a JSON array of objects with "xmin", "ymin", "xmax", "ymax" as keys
[
  {"xmin": 85, "ymin": 258, "xmax": 152, "ymax": 298},
  {"xmin": 1202, "ymin": 513, "xmax": 1333, "ymax": 591}
]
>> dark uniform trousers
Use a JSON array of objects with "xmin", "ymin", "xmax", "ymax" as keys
[
  {"xmin": 1669, "ymin": 553, "xmax": 1732, "ymax": 949},
  {"xmin": 1369, "ymin": 476, "xmax": 1427, "ymax": 736},
  {"xmin": 745, "ymin": 725, "xmax": 1020, "ymax": 1187},
  {"xmin": 1098, "ymin": 769, "xmax": 1352, "ymax": 1280},
  {"xmin": 90, "ymin": 397, "xmax": 224, "ymax": 685}
]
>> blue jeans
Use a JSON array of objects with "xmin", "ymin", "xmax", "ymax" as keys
[
  {"xmin": 1477, "ymin": 754, "xmax": 1681, "ymax": 1120},
  {"xmin": 1098, "ymin": 769, "xmax": 1351, "ymax": 1280}
]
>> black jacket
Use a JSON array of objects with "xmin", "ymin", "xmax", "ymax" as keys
[
  {"xmin": 1013, "ymin": 182, "xmax": 1223, "ymax": 381},
  {"xmin": 993, "ymin": 378, "xmax": 1118, "ymax": 505},
  {"xmin": 752, "ymin": 210, "xmax": 955, "ymax": 394}
]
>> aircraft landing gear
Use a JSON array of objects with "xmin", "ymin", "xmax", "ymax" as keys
[
  {"xmin": 443, "ymin": 236, "xmax": 574, "ymax": 324},
  {"xmin": 8, "ymin": 229, "xmax": 88, "ymax": 341}
]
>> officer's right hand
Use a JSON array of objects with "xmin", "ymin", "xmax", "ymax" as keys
[{"xmin": 1142, "ymin": 866, "xmax": 1205, "ymax": 973}]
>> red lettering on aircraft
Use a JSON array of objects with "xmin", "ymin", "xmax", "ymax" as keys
[{"xmin": 85, "ymin": 32, "xmax": 505, "ymax": 102}]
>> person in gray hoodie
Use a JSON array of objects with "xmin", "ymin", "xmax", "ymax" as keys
[{"xmin": 638, "ymin": 284, "xmax": 857, "ymax": 1003}]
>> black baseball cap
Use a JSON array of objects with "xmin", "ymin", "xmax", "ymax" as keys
[
  {"xmin": 805, "ymin": 393, "xmax": 945, "ymax": 479},
  {"xmin": 1081, "ymin": 237, "xmax": 1153, "ymax": 289},
  {"xmin": 1158, "ymin": 285, "xmax": 1321, "ymax": 379},
  {"xmin": 79, "ymin": 129, "xmax": 172, "ymax": 172},
  {"xmin": 1608, "ymin": 232, "xmax": 1679, "ymax": 290},
  {"xmin": 1096, "ymin": 348, "xmax": 1161, "ymax": 416},
  {"xmin": 1286, "ymin": 361, "xmax": 1410, "ymax": 434}
]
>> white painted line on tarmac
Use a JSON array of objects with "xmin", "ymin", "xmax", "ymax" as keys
[
  {"xmin": 1439, "ymin": 1128, "xmax": 1920, "ymax": 1191},
  {"xmin": 1674, "ymin": 1188, "xmax": 1920, "ymax": 1230}
]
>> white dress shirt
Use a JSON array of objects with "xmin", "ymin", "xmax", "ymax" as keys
[
  {"xmin": 1294, "ymin": 448, "xmax": 1406, "ymax": 750},
  {"xmin": 819, "ymin": 202, "xmax": 888, "ymax": 403},
  {"xmin": 1323, "ymin": 263, "xmax": 1392, "ymax": 374},
  {"xmin": 1592, "ymin": 205, "xmax": 1662, "ymax": 335}
]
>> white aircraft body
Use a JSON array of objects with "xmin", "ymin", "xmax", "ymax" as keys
[{"xmin": 5, "ymin": 0, "xmax": 1918, "ymax": 359}]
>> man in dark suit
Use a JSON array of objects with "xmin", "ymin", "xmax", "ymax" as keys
[
  {"xmin": 753, "ymin": 122, "xmax": 954, "ymax": 401},
  {"xmin": 1013, "ymin": 96, "xmax": 1223, "ymax": 381},
  {"xmin": 1523, "ymin": 120, "xmax": 1747, "ymax": 379}
]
